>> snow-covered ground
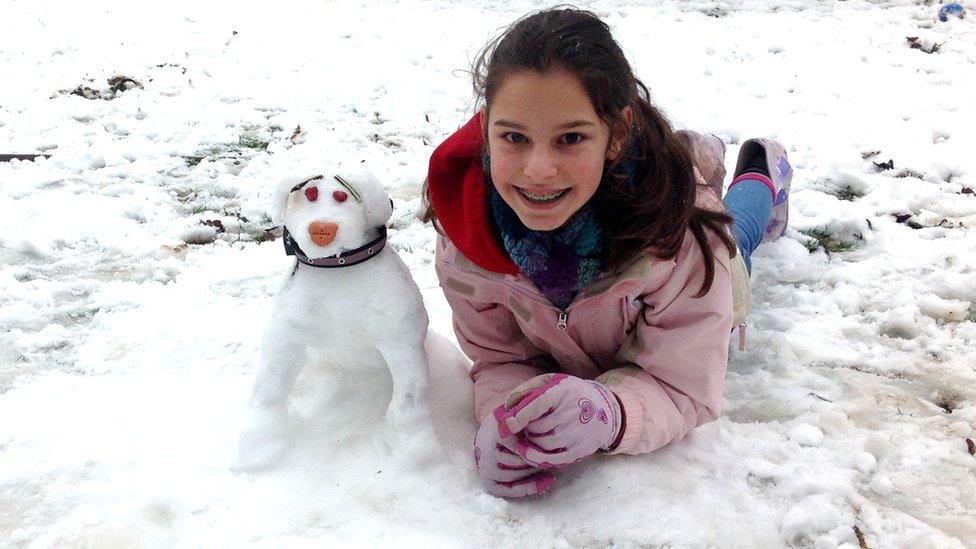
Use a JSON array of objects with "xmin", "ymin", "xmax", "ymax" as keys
[{"xmin": 2, "ymin": 0, "xmax": 975, "ymax": 546}]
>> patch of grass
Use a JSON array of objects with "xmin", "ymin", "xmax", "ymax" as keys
[
  {"xmin": 184, "ymin": 130, "xmax": 272, "ymax": 168},
  {"xmin": 207, "ymin": 144, "xmax": 236, "ymax": 155},
  {"xmin": 185, "ymin": 143, "xmax": 237, "ymax": 167},
  {"xmin": 700, "ymin": 6, "xmax": 729, "ymax": 17},
  {"xmin": 185, "ymin": 146, "xmax": 236, "ymax": 167},
  {"xmin": 834, "ymin": 186, "xmax": 862, "ymax": 201},
  {"xmin": 803, "ymin": 237, "xmax": 821, "ymax": 253},
  {"xmin": 801, "ymin": 228, "xmax": 856, "ymax": 254},
  {"xmin": 238, "ymin": 134, "xmax": 270, "ymax": 150},
  {"xmin": 894, "ymin": 168, "xmax": 925, "ymax": 179}
]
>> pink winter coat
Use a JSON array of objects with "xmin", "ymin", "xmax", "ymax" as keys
[{"xmin": 428, "ymin": 113, "xmax": 734, "ymax": 456}]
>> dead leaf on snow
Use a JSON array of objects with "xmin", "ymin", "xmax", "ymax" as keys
[
  {"xmin": 906, "ymin": 36, "xmax": 942, "ymax": 54},
  {"xmin": 108, "ymin": 75, "xmax": 142, "ymax": 92},
  {"xmin": 200, "ymin": 219, "xmax": 226, "ymax": 233},
  {"xmin": 873, "ymin": 159, "xmax": 894, "ymax": 171}
]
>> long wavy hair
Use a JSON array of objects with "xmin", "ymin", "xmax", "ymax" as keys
[{"xmin": 423, "ymin": 7, "xmax": 736, "ymax": 296}]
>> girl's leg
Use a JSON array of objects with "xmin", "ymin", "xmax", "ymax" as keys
[
  {"xmin": 723, "ymin": 179, "xmax": 773, "ymax": 274},
  {"xmin": 725, "ymin": 138, "xmax": 793, "ymax": 274}
]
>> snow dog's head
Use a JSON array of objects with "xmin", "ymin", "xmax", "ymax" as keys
[{"xmin": 270, "ymin": 161, "xmax": 392, "ymax": 260}]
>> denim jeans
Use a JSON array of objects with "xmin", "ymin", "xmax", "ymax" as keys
[{"xmin": 723, "ymin": 178, "xmax": 773, "ymax": 274}]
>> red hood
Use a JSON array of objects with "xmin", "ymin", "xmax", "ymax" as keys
[{"xmin": 427, "ymin": 113, "xmax": 518, "ymax": 274}]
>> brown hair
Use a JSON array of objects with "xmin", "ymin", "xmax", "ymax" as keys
[{"xmin": 423, "ymin": 7, "xmax": 736, "ymax": 296}]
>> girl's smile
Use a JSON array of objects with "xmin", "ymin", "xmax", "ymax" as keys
[
  {"xmin": 485, "ymin": 67, "xmax": 628, "ymax": 231},
  {"xmin": 517, "ymin": 187, "xmax": 569, "ymax": 205}
]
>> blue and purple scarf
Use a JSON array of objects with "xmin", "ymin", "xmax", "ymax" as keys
[{"xmin": 489, "ymin": 183, "xmax": 605, "ymax": 310}]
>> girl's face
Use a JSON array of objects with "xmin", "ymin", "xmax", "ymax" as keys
[{"xmin": 485, "ymin": 68, "xmax": 628, "ymax": 231}]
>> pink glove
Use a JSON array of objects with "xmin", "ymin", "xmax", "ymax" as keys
[
  {"xmin": 473, "ymin": 413, "xmax": 556, "ymax": 498},
  {"xmin": 493, "ymin": 374, "xmax": 622, "ymax": 469}
]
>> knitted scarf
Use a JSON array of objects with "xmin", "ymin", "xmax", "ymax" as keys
[{"xmin": 487, "ymin": 158, "xmax": 606, "ymax": 310}]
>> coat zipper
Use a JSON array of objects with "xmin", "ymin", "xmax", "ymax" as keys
[
  {"xmin": 556, "ymin": 310, "xmax": 568, "ymax": 331},
  {"xmin": 440, "ymin": 265, "xmax": 589, "ymax": 331}
]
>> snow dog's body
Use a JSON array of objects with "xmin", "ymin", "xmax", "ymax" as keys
[{"xmin": 237, "ymin": 161, "xmax": 429, "ymax": 470}]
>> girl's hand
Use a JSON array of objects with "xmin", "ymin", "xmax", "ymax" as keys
[
  {"xmin": 473, "ymin": 414, "xmax": 556, "ymax": 498},
  {"xmin": 493, "ymin": 374, "xmax": 622, "ymax": 468}
]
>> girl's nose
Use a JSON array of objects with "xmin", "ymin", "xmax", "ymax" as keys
[
  {"xmin": 308, "ymin": 221, "xmax": 339, "ymax": 246},
  {"xmin": 523, "ymin": 147, "xmax": 558, "ymax": 181}
]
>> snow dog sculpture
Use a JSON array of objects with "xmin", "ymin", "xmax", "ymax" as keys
[{"xmin": 236, "ymin": 160, "xmax": 430, "ymax": 470}]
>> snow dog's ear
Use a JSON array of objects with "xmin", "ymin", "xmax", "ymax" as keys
[
  {"xmin": 269, "ymin": 172, "xmax": 292, "ymax": 226},
  {"xmin": 335, "ymin": 163, "xmax": 392, "ymax": 228}
]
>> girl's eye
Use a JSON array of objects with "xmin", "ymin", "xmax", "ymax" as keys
[
  {"xmin": 559, "ymin": 132, "xmax": 585, "ymax": 145},
  {"xmin": 333, "ymin": 190, "xmax": 348, "ymax": 203},
  {"xmin": 304, "ymin": 186, "xmax": 319, "ymax": 201},
  {"xmin": 503, "ymin": 132, "xmax": 528, "ymax": 144}
]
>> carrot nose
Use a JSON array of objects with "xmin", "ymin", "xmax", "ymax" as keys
[{"xmin": 308, "ymin": 221, "xmax": 339, "ymax": 246}]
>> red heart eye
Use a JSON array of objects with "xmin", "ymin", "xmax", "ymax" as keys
[
  {"xmin": 333, "ymin": 190, "xmax": 348, "ymax": 203},
  {"xmin": 304, "ymin": 186, "xmax": 318, "ymax": 201}
]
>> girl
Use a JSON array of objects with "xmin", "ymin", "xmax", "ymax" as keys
[{"xmin": 423, "ymin": 8, "xmax": 792, "ymax": 498}]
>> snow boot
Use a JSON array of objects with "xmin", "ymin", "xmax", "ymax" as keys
[{"xmin": 730, "ymin": 138, "xmax": 792, "ymax": 243}]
